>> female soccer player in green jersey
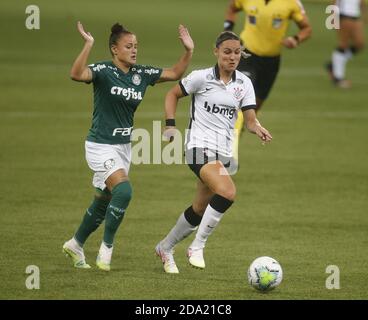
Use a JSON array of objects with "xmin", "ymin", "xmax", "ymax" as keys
[{"xmin": 63, "ymin": 21, "xmax": 194, "ymax": 271}]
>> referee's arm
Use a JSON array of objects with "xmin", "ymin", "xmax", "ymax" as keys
[
  {"xmin": 283, "ymin": 13, "xmax": 312, "ymax": 49},
  {"xmin": 224, "ymin": 0, "xmax": 242, "ymax": 31},
  {"xmin": 294, "ymin": 14, "xmax": 312, "ymax": 44}
]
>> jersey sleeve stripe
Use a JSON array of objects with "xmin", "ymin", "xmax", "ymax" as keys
[
  {"xmin": 191, "ymin": 95, "xmax": 196, "ymax": 121},
  {"xmin": 241, "ymin": 104, "xmax": 257, "ymax": 111},
  {"xmin": 179, "ymin": 80, "xmax": 189, "ymax": 96}
]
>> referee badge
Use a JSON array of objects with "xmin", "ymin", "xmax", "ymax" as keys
[
  {"xmin": 272, "ymin": 15, "xmax": 283, "ymax": 29},
  {"xmin": 132, "ymin": 74, "xmax": 141, "ymax": 86}
]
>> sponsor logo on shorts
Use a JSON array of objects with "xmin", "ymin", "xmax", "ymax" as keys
[{"xmin": 104, "ymin": 159, "xmax": 115, "ymax": 170}]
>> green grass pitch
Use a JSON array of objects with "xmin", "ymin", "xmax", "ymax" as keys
[{"xmin": 0, "ymin": 0, "xmax": 367, "ymax": 299}]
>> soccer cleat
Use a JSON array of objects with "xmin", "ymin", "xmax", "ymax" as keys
[
  {"xmin": 335, "ymin": 79, "xmax": 352, "ymax": 89},
  {"xmin": 155, "ymin": 242, "xmax": 179, "ymax": 274},
  {"xmin": 187, "ymin": 247, "xmax": 205, "ymax": 269},
  {"xmin": 62, "ymin": 238, "xmax": 91, "ymax": 269},
  {"xmin": 96, "ymin": 242, "xmax": 113, "ymax": 271},
  {"xmin": 325, "ymin": 62, "xmax": 352, "ymax": 89},
  {"xmin": 325, "ymin": 62, "xmax": 334, "ymax": 81}
]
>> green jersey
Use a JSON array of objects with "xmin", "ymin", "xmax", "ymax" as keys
[{"xmin": 86, "ymin": 61, "xmax": 162, "ymax": 144}]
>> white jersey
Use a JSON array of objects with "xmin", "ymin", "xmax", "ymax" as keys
[
  {"xmin": 337, "ymin": 0, "xmax": 361, "ymax": 18},
  {"xmin": 180, "ymin": 65, "xmax": 256, "ymax": 157}
]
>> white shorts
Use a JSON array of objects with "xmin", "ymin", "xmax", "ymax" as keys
[{"xmin": 85, "ymin": 141, "xmax": 131, "ymax": 190}]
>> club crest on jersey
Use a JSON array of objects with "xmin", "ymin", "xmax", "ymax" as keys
[
  {"xmin": 233, "ymin": 87, "xmax": 244, "ymax": 100},
  {"xmin": 132, "ymin": 74, "xmax": 141, "ymax": 86}
]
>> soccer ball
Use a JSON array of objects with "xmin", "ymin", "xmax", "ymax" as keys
[{"xmin": 248, "ymin": 256, "xmax": 283, "ymax": 292}]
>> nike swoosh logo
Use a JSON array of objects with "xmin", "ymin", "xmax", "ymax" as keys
[
  {"xmin": 207, "ymin": 225, "xmax": 214, "ymax": 229},
  {"xmin": 205, "ymin": 87, "xmax": 212, "ymax": 91}
]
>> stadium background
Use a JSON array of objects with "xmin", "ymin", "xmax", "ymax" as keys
[{"xmin": 0, "ymin": 0, "xmax": 367, "ymax": 299}]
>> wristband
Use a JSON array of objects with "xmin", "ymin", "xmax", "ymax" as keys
[
  {"xmin": 293, "ymin": 35, "xmax": 300, "ymax": 44},
  {"xmin": 165, "ymin": 119, "xmax": 176, "ymax": 126},
  {"xmin": 224, "ymin": 20, "xmax": 235, "ymax": 31}
]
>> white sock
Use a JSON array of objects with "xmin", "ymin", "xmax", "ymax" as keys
[
  {"xmin": 71, "ymin": 237, "xmax": 83, "ymax": 249},
  {"xmin": 161, "ymin": 213, "xmax": 197, "ymax": 251},
  {"xmin": 190, "ymin": 205, "xmax": 224, "ymax": 250},
  {"xmin": 332, "ymin": 49, "xmax": 351, "ymax": 80}
]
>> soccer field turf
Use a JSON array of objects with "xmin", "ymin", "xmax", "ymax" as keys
[{"xmin": 0, "ymin": 0, "xmax": 367, "ymax": 299}]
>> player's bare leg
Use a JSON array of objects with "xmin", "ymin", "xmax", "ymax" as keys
[{"xmin": 188, "ymin": 161, "xmax": 235, "ymax": 269}]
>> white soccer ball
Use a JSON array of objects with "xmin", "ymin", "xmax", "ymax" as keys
[{"xmin": 248, "ymin": 256, "xmax": 283, "ymax": 292}]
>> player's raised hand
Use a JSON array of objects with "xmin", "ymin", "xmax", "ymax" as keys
[
  {"xmin": 77, "ymin": 21, "xmax": 94, "ymax": 45},
  {"xmin": 178, "ymin": 24, "xmax": 194, "ymax": 52}
]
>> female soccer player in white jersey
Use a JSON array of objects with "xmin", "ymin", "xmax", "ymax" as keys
[
  {"xmin": 62, "ymin": 21, "xmax": 194, "ymax": 271},
  {"xmin": 155, "ymin": 31, "xmax": 272, "ymax": 273},
  {"xmin": 326, "ymin": 0, "xmax": 367, "ymax": 88}
]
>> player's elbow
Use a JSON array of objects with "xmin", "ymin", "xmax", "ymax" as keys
[
  {"xmin": 165, "ymin": 86, "xmax": 180, "ymax": 102},
  {"xmin": 169, "ymin": 69, "xmax": 181, "ymax": 81},
  {"xmin": 70, "ymin": 72, "xmax": 81, "ymax": 81}
]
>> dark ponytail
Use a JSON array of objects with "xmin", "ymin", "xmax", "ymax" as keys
[
  {"xmin": 215, "ymin": 31, "xmax": 240, "ymax": 48},
  {"xmin": 109, "ymin": 23, "xmax": 133, "ymax": 55}
]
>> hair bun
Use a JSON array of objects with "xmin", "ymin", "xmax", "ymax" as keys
[{"xmin": 111, "ymin": 23, "xmax": 125, "ymax": 34}]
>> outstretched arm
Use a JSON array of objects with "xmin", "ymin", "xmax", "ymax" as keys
[
  {"xmin": 157, "ymin": 25, "xmax": 194, "ymax": 83},
  {"xmin": 70, "ymin": 21, "xmax": 94, "ymax": 82},
  {"xmin": 162, "ymin": 84, "xmax": 186, "ymax": 141},
  {"xmin": 243, "ymin": 109, "xmax": 272, "ymax": 143}
]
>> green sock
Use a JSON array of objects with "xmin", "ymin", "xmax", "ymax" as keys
[
  {"xmin": 103, "ymin": 181, "xmax": 132, "ymax": 247},
  {"xmin": 74, "ymin": 189, "xmax": 111, "ymax": 246}
]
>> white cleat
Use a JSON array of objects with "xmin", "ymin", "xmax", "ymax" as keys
[
  {"xmin": 155, "ymin": 242, "xmax": 179, "ymax": 274},
  {"xmin": 62, "ymin": 238, "xmax": 91, "ymax": 269},
  {"xmin": 187, "ymin": 247, "xmax": 205, "ymax": 269},
  {"xmin": 96, "ymin": 242, "xmax": 113, "ymax": 271}
]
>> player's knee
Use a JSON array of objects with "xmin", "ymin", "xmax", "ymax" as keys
[
  {"xmin": 95, "ymin": 188, "xmax": 112, "ymax": 202},
  {"xmin": 112, "ymin": 181, "xmax": 133, "ymax": 206},
  {"xmin": 214, "ymin": 186, "xmax": 236, "ymax": 202}
]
